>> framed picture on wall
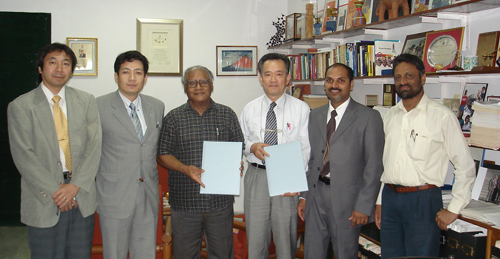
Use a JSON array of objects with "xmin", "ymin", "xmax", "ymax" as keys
[
  {"xmin": 137, "ymin": 18, "xmax": 183, "ymax": 76},
  {"xmin": 66, "ymin": 37, "xmax": 98, "ymax": 76},
  {"xmin": 216, "ymin": 46, "xmax": 258, "ymax": 76}
]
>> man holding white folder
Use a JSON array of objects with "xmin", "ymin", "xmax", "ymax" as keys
[{"xmin": 239, "ymin": 53, "xmax": 310, "ymax": 259}]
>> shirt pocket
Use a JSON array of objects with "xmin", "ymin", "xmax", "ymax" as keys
[{"xmin": 406, "ymin": 134, "xmax": 430, "ymax": 161}]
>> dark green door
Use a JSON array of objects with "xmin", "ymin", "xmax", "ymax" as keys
[{"xmin": 0, "ymin": 12, "xmax": 51, "ymax": 226}]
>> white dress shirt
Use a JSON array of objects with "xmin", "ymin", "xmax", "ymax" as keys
[
  {"xmin": 239, "ymin": 93, "xmax": 311, "ymax": 169},
  {"xmin": 119, "ymin": 91, "xmax": 147, "ymax": 134},
  {"xmin": 41, "ymin": 82, "xmax": 70, "ymax": 172},
  {"xmin": 377, "ymin": 93, "xmax": 476, "ymax": 214}
]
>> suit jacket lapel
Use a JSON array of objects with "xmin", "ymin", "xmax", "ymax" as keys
[
  {"xmin": 33, "ymin": 87, "xmax": 59, "ymax": 155},
  {"xmin": 111, "ymin": 91, "xmax": 141, "ymax": 141},
  {"xmin": 332, "ymin": 100, "xmax": 358, "ymax": 142},
  {"xmin": 141, "ymin": 95, "xmax": 155, "ymax": 138},
  {"xmin": 315, "ymin": 104, "xmax": 329, "ymax": 144}
]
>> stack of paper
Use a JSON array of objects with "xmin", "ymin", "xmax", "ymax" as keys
[{"xmin": 470, "ymin": 101, "xmax": 500, "ymax": 150}]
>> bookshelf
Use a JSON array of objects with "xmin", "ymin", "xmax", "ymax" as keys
[{"xmin": 274, "ymin": 0, "xmax": 500, "ymax": 110}]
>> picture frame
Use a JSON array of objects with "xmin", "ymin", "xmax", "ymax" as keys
[
  {"xmin": 423, "ymin": 27, "xmax": 464, "ymax": 72},
  {"xmin": 292, "ymin": 85, "xmax": 305, "ymax": 100},
  {"xmin": 365, "ymin": 95, "xmax": 378, "ymax": 107},
  {"xmin": 136, "ymin": 18, "xmax": 183, "ymax": 76},
  {"xmin": 216, "ymin": 46, "xmax": 258, "ymax": 76},
  {"xmin": 458, "ymin": 82, "xmax": 488, "ymax": 134},
  {"xmin": 66, "ymin": 37, "xmax": 98, "ymax": 76},
  {"xmin": 286, "ymin": 13, "xmax": 301, "ymax": 41},
  {"xmin": 402, "ymin": 31, "xmax": 431, "ymax": 61}
]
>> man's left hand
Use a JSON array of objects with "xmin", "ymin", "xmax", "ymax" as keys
[
  {"xmin": 53, "ymin": 183, "xmax": 80, "ymax": 207},
  {"xmin": 349, "ymin": 210, "xmax": 368, "ymax": 227},
  {"xmin": 282, "ymin": 192, "xmax": 300, "ymax": 197},
  {"xmin": 436, "ymin": 208, "xmax": 458, "ymax": 230}
]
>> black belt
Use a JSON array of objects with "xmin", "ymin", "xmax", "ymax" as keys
[
  {"xmin": 250, "ymin": 163, "xmax": 266, "ymax": 169},
  {"xmin": 63, "ymin": 171, "xmax": 72, "ymax": 179},
  {"xmin": 318, "ymin": 175, "xmax": 330, "ymax": 185}
]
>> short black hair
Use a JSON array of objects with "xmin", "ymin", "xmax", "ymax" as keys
[
  {"xmin": 393, "ymin": 53, "xmax": 425, "ymax": 77},
  {"xmin": 257, "ymin": 53, "xmax": 290, "ymax": 75},
  {"xmin": 114, "ymin": 51, "xmax": 149, "ymax": 74},
  {"xmin": 325, "ymin": 63, "xmax": 354, "ymax": 82},
  {"xmin": 36, "ymin": 43, "xmax": 77, "ymax": 84}
]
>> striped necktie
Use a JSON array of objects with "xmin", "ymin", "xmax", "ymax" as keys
[
  {"xmin": 129, "ymin": 103, "xmax": 143, "ymax": 142},
  {"xmin": 264, "ymin": 102, "xmax": 278, "ymax": 146}
]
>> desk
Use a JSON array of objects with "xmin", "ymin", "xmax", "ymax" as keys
[{"xmin": 459, "ymin": 215, "xmax": 500, "ymax": 259}]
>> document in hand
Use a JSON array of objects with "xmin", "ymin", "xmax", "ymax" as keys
[
  {"xmin": 263, "ymin": 141, "xmax": 308, "ymax": 196},
  {"xmin": 201, "ymin": 141, "xmax": 243, "ymax": 195}
]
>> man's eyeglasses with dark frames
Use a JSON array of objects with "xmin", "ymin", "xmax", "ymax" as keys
[{"xmin": 187, "ymin": 79, "xmax": 210, "ymax": 89}]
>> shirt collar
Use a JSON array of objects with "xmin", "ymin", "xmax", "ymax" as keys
[
  {"xmin": 118, "ymin": 91, "xmax": 141, "ymax": 110},
  {"xmin": 41, "ymin": 82, "xmax": 66, "ymax": 105},
  {"xmin": 263, "ymin": 93, "xmax": 286, "ymax": 108},
  {"xmin": 328, "ymin": 97, "xmax": 350, "ymax": 116},
  {"xmin": 397, "ymin": 93, "xmax": 429, "ymax": 115},
  {"xmin": 184, "ymin": 99, "xmax": 215, "ymax": 113}
]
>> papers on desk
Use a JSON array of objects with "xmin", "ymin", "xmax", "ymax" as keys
[
  {"xmin": 263, "ymin": 141, "xmax": 308, "ymax": 197},
  {"xmin": 200, "ymin": 141, "xmax": 242, "ymax": 195},
  {"xmin": 460, "ymin": 199, "xmax": 500, "ymax": 225}
]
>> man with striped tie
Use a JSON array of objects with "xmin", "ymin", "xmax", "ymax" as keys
[
  {"xmin": 239, "ymin": 53, "xmax": 311, "ymax": 259},
  {"xmin": 96, "ymin": 51, "xmax": 165, "ymax": 259}
]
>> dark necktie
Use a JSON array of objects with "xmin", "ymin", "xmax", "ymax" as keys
[
  {"xmin": 264, "ymin": 102, "xmax": 278, "ymax": 146},
  {"xmin": 320, "ymin": 110, "xmax": 337, "ymax": 177}
]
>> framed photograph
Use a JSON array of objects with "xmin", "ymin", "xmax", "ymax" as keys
[
  {"xmin": 402, "ymin": 31, "xmax": 431, "ymax": 61},
  {"xmin": 365, "ymin": 95, "xmax": 378, "ymax": 107},
  {"xmin": 286, "ymin": 13, "xmax": 301, "ymax": 41},
  {"xmin": 458, "ymin": 83, "xmax": 488, "ymax": 134},
  {"xmin": 66, "ymin": 37, "xmax": 97, "ymax": 76},
  {"xmin": 423, "ymin": 27, "xmax": 464, "ymax": 72},
  {"xmin": 216, "ymin": 46, "xmax": 257, "ymax": 76},
  {"xmin": 137, "ymin": 18, "xmax": 183, "ymax": 76},
  {"xmin": 292, "ymin": 85, "xmax": 305, "ymax": 100}
]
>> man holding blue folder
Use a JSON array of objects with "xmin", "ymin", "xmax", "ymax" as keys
[
  {"xmin": 239, "ymin": 53, "xmax": 311, "ymax": 259},
  {"xmin": 157, "ymin": 66, "xmax": 243, "ymax": 259}
]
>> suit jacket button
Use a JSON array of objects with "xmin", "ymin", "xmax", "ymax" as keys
[
  {"xmin": 57, "ymin": 162, "xmax": 62, "ymax": 165},
  {"xmin": 322, "ymin": 150, "xmax": 324, "ymax": 154},
  {"xmin": 313, "ymin": 184, "xmax": 316, "ymax": 188},
  {"xmin": 43, "ymin": 194, "xmax": 47, "ymax": 197},
  {"xmin": 317, "ymin": 167, "xmax": 320, "ymax": 171}
]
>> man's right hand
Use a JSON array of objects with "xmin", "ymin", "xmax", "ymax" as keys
[
  {"xmin": 297, "ymin": 199, "xmax": 306, "ymax": 221},
  {"xmin": 374, "ymin": 205, "xmax": 382, "ymax": 229},
  {"xmin": 183, "ymin": 165, "xmax": 205, "ymax": 188},
  {"xmin": 250, "ymin": 143, "xmax": 270, "ymax": 161}
]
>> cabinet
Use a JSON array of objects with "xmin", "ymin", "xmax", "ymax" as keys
[{"xmin": 275, "ymin": 0, "xmax": 500, "ymax": 107}]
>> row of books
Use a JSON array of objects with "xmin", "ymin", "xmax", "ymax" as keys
[{"xmin": 287, "ymin": 39, "xmax": 403, "ymax": 80}]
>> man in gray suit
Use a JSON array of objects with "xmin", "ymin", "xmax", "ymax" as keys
[
  {"xmin": 297, "ymin": 63, "xmax": 384, "ymax": 259},
  {"xmin": 8, "ymin": 43, "xmax": 102, "ymax": 258},
  {"xmin": 96, "ymin": 51, "xmax": 165, "ymax": 259}
]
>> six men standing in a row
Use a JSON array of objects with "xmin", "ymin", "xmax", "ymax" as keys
[{"xmin": 8, "ymin": 43, "xmax": 476, "ymax": 259}]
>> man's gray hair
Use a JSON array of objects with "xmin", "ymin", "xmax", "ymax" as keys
[{"xmin": 181, "ymin": 66, "xmax": 214, "ymax": 85}]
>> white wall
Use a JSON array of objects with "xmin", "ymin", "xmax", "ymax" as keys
[{"xmin": 3, "ymin": 0, "xmax": 289, "ymax": 213}]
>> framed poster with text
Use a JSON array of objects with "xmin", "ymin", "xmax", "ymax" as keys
[{"xmin": 137, "ymin": 18, "xmax": 183, "ymax": 76}]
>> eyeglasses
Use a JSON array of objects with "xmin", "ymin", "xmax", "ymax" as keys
[{"xmin": 187, "ymin": 79, "xmax": 210, "ymax": 89}]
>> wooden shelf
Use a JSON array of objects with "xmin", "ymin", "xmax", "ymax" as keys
[
  {"xmin": 291, "ymin": 70, "xmax": 500, "ymax": 82},
  {"xmin": 270, "ymin": 0, "xmax": 500, "ymax": 50}
]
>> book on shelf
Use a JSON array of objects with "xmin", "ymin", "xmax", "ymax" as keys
[{"xmin": 374, "ymin": 39, "xmax": 402, "ymax": 76}]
